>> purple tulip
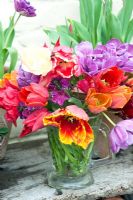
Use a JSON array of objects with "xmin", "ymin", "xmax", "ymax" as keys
[
  {"xmin": 109, "ymin": 119, "xmax": 133, "ymax": 153},
  {"xmin": 75, "ymin": 41, "xmax": 117, "ymax": 76},
  {"xmin": 48, "ymin": 77, "xmax": 70, "ymax": 106},
  {"xmin": 14, "ymin": 0, "xmax": 36, "ymax": 17},
  {"xmin": 75, "ymin": 39, "xmax": 133, "ymax": 75},
  {"xmin": 106, "ymin": 39, "xmax": 133, "ymax": 72},
  {"xmin": 50, "ymin": 90, "xmax": 69, "ymax": 106},
  {"xmin": 18, "ymin": 102, "xmax": 43, "ymax": 119},
  {"xmin": 17, "ymin": 66, "xmax": 40, "ymax": 87}
]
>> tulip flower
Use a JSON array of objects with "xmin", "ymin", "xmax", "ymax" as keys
[
  {"xmin": 75, "ymin": 41, "xmax": 116, "ymax": 76},
  {"xmin": 85, "ymin": 88, "xmax": 112, "ymax": 113},
  {"xmin": 0, "ymin": 71, "xmax": 18, "ymax": 87},
  {"xmin": 48, "ymin": 77, "xmax": 71, "ymax": 106},
  {"xmin": 14, "ymin": 0, "xmax": 36, "ymax": 17},
  {"xmin": 20, "ymin": 109, "xmax": 49, "ymax": 137},
  {"xmin": 109, "ymin": 119, "xmax": 133, "ymax": 153},
  {"xmin": 77, "ymin": 75, "xmax": 94, "ymax": 93},
  {"xmin": 110, "ymin": 86, "xmax": 132, "ymax": 109},
  {"xmin": 94, "ymin": 67, "xmax": 127, "ymax": 93},
  {"xmin": 19, "ymin": 83, "xmax": 49, "ymax": 106},
  {"xmin": 0, "ymin": 81, "xmax": 19, "ymax": 125},
  {"xmin": 52, "ymin": 40, "xmax": 81, "ymax": 78},
  {"xmin": 20, "ymin": 47, "xmax": 52, "ymax": 75},
  {"xmin": 17, "ymin": 66, "xmax": 40, "ymax": 87},
  {"xmin": 43, "ymin": 105, "xmax": 94, "ymax": 149}
]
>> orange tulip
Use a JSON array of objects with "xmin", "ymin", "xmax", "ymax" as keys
[
  {"xmin": 0, "ymin": 71, "xmax": 18, "ymax": 87},
  {"xmin": 86, "ymin": 88, "xmax": 112, "ymax": 113},
  {"xmin": 110, "ymin": 86, "xmax": 132, "ymax": 109},
  {"xmin": 43, "ymin": 105, "xmax": 94, "ymax": 149}
]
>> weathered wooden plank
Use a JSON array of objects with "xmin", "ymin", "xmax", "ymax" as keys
[{"xmin": 0, "ymin": 140, "xmax": 133, "ymax": 200}]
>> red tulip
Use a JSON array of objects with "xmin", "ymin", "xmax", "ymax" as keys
[
  {"xmin": 43, "ymin": 105, "xmax": 94, "ymax": 149},
  {"xmin": 19, "ymin": 83, "xmax": 49, "ymax": 106},
  {"xmin": 77, "ymin": 75, "xmax": 94, "ymax": 93},
  {"xmin": 122, "ymin": 95, "xmax": 133, "ymax": 118},
  {"xmin": 94, "ymin": 67, "xmax": 127, "ymax": 93},
  {"xmin": 0, "ymin": 81, "xmax": 19, "ymax": 125},
  {"xmin": 20, "ymin": 109, "xmax": 49, "ymax": 137}
]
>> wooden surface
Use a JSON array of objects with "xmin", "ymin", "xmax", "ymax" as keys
[{"xmin": 0, "ymin": 139, "xmax": 133, "ymax": 200}]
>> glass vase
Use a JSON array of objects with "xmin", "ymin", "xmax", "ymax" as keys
[
  {"xmin": 89, "ymin": 115, "xmax": 113, "ymax": 167},
  {"xmin": 47, "ymin": 126, "xmax": 94, "ymax": 189},
  {"xmin": 0, "ymin": 109, "xmax": 12, "ymax": 160}
]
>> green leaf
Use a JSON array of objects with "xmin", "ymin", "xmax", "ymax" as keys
[
  {"xmin": 80, "ymin": 0, "xmax": 90, "ymax": 30},
  {"xmin": 68, "ymin": 97, "xmax": 83, "ymax": 108},
  {"xmin": 44, "ymin": 28, "xmax": 78, "ymax": 47},
  {"xmin": 100, "ymin": 15, "xmax": 110, "ymax": 44},
  {"xmin": 0, "ymin": 22, "xmax": 4, "ymax": 51},
  {"xmin": 4, "ymin": 15, "xmax": 14, "ymax": 39},
  {"xmin": 118, "ymin": 0, "xmax": 133, "ymax": 40},
  {"xmin": 4, "ymin": 29, "xmax": 15, "ymax": 48},
  {"xmin": 96, "ymin": 3, "xmax": 104, "ymax": 43},
  {"xmin": 0, "ymin": 50, "xmax": 6, "ymax": 78},
  {"xmin": 59, "ymin": 32, "xmax": 78, "ymax": 47},
  {"xmin": 125, "ymin": 19, "xmax": 133, "ymax": 42},
  {"xmin": 56, "ymin": 25, "xmax": 69, "ymax": 34},
  {"xmin": 56, "ymin": 24, "xmax": 79, "ymax": 46},
  {"xmin": 110, "ymin": 15, "xmax": 122, "ymax": 40},
  {"xmin": 0, "ymin": 47, "xmax": 18, "ymax": 77},
  {"xmin": 86, "ymin": 0, "xmax": 94, "ymax": 32},
  {"xmin": 4, "ymin": 15, "xmax": 15, "ymax": 48},
  {"xmin": 103, "ymin": 0, "xmax": 113, "ymax": 42},
  {"xmin": 79, "ymin": 0, "xmax": 87, "ymax": 27},
  {"xmin": 0, "ymin": 59, "xmax": 4, "ymax": 78},
  {"xmin": 0, "ymin": 127, "xmax": 9, "ymax": 136},
  {"xmin": 44, "ymin": 28, "xmax": 59, "ymax": 44},
  {"xmin": 6, "ymin": 47, "xmax": 18, "ymax": 72},
  {"xmin": 93, "ymin": 0, "xmax": 102, "ymax": 44},
  {"xmin": 80, "ymin": 0, "xmax": 105, "ymax": 46},
  {"xmin": 68, "ymin": 19, "xmax": 91, "ymax": 42}
]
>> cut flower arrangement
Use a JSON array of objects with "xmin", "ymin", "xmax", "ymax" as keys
[{"xmin": 0, "ymin": 36, "xmax": 133, "ymax": 189}]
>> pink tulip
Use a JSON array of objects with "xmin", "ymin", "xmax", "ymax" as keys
[
  {"xmin": 51, "ymin": 40, "xmax": 81, "ymax": 78},
  {"xmin": 20, "ymin": 109, "xmax": 49, "ymax": 137}
]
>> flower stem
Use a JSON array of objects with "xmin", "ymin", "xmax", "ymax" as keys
[
  {"xmin": 0, "ymin": 13, "xmax": 21, "ymax": 78},
  {"xmin": 102, "ymin": 112, "xmax": 116, "ymax": 127},
  {"xmin": 86, "ymin": 142, "xmax": 94, "ymax": 159},
  {"xmin": 47, "ymin": 126, "xmax": 92, "ymax": 176},
  {"xmin": 4, "ymin": 14, "xmax": 21, "ymax": 48},
  {"xmin": 61, "ymin": 143, "xmax": 77, "ymax": 163}
]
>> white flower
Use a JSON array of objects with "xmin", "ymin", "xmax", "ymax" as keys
[{"xmin": 21, "ymin": 47, "xmax": 52, "ymax": 75}]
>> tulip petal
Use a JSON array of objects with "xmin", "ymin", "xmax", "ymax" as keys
[
  {"xmin": 43, "ymin": 105, "xmax": 94, "ymax": 149},
  {"xmin": 110, "ymin": 86, "xmax": 132, "ymax": 108},
  {"xmin": 86, "ymin": 89, "xmax": 112, "ymax": 113}
]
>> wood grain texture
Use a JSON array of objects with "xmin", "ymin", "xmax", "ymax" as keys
[{"xmin": 0, "ymin": 140, "xmax": 133, "ymax": 200}]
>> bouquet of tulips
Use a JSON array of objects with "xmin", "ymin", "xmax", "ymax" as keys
[
  {"xmin": 0, "ymin": 38, "xmax": 133, "ymax": 153},
  {"xmin": 0, "ymin": 37, "xmax": 133, "ymax": 188},
  {"xmin": 0, "ymin": 0, "xmax": 133, "ymax": 190}
]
